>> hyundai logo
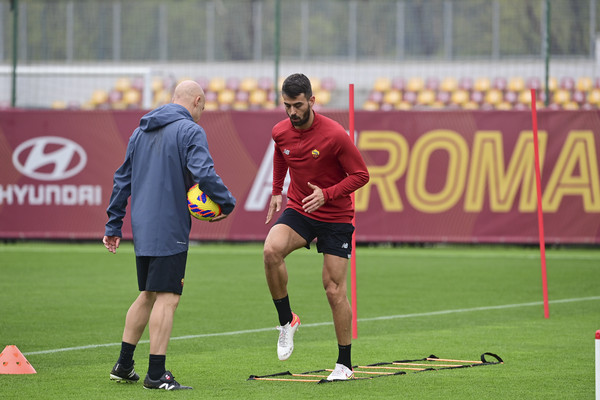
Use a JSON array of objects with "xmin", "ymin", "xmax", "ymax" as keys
[{"xmin": 12, "ymin": 136, "xmax": 87, "ymax": 181}]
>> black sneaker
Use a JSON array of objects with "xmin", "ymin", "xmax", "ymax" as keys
[
  {"xmin": 110, "ymin": 362, "xmax": 140, "ymax": 383},
  {"xmin": 143, "ymin": 370, "xmax": 193, "ymax": 390}
]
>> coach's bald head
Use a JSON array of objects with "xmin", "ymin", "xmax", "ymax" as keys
[{"xmin": 172, "ymin": 80, "xmax": 205, "ymax": 123}]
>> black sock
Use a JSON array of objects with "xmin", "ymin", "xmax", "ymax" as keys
[
  {"xmin": 336, "ymin": 344, "xmax": 352, "ymax": 370},
  {"xmin": 148, "ymin": 354, "xmax": 166, "ymax": 380},
  {"xmin": 273, "ymin": 295, "xmax": 293, "ymax": 326},
  {"xmin": 117, "ymin": 341, "xmax": 136, "ymax": 369}
]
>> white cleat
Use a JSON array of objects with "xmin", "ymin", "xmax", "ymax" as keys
[
  {"xmin": 327, "ymin": 363, "xmax": 355, "ymax": 381},
  {"xmin": 276, "ymin": 312, "xmax": 300, "ymax": 361}
]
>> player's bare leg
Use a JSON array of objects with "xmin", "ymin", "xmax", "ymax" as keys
[
  {"xmin": 264, "ymin": 223, "xmax": 306, "ymax": 360},
  {"xmin": 148, "ymin": 292, "xmax": 180, "ymax": 355},
  {"xmin": 323, "ymin": 254, "xmax": 355, "ymax": 380},
  {"xmin": 122, "ymin": 291, "xmax": 157, "ymax": 345},
  {"xmin": 263, "ymin": 224, "xmax": 306, "ymax": 299},
  {"xmin": 322, "ymin": 254, "xmax": 352, "ymax": 346}
]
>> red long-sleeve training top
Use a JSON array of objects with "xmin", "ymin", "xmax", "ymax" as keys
[{"xmin": 271, "ymin": 112, "xmax": 370, "ymax": 224}]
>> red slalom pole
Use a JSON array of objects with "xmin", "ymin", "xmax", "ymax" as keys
[
  {"xmin": 349, "ymin": 83, "xmax": 358, "ymax": 339},
  {"xmin": 530, "ymin": 89, "xmax": 549, "ymax": 319}
]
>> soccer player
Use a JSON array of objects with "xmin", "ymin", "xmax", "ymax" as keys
[
  {"xmin": 103, "ymin": 80, "xmax": 236, "ymax": 390},
  {"xmin": 263, "ymin": 73, "xmax": 369, "ymax": 381}
]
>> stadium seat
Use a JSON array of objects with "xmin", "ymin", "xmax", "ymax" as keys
[
  {"xmin": 450, "ymin": 89, "xmax": 469, "ymax": 105},
  {"xmin": 373, "ymin": 77, "xmax": 391, "ymax": 92},
  {"xmin": 402, "ymin": 91, "xmax": 417, "ymax": 105},
  {"xmin": 492, "ymin": 77, "xmax": 507, "ymax": 91},
  {"xmin": 391, "ymin": 77, "xmax": 406, "ymax": 91},
  {"xmin": 417, "ymin": 89, "xmax": 436, "ymax": 106},
  {"xmin": 474, "ymin": 77, "xmax": 490, "ymax": 92},
  {"xmin": 226, "ymin": 77, "xmax": 241, "ymax": 91},
  {"xmin": 572, "ymin": 90, "xmax": 586, "ymax": 104},
  {"xmin": 153, "ymin": 89, "xmax": 172, "ymax": 108},
  {"xmin": 90, "ymin": 89, "xmax": 109, "ymax": 106},
  {"xmin": 470, "ymin": 91, "xmax": 484, "ymax": 105},
  {"xmin": 518, "ymin": 90, "xmax": 532, "ymax": 105},
  {"xmin": 425, "ymin": 77, "xmax": 439, "ymax": 90},
  {"xmin": 563, "ymin": 101, "xmax": 579, "ymax": 110},
  {"xmin": 314, "ymin": 89, "xmax": 331, "ymax": 106},
  {"xmin": 195, "ymin": 77, "xmax": 210, "ymax": 91},
  {"xmin": 310, "ymin": 77, "xmax": 322, "ymax": 91},
  {"xmin": 458, "ymin": 77, "xmax": 473, "ymax": 91},
  {"xmin": 367, "ymin": 90, "xmax": 384, "ymax": 103},
  {"xmin": 436, "ymin": 91, "xmax": 451, "ymax": 105},
  {"xmin": 123, "ymin": 89, "xmax": 141, "ymax": 108},
  {"xmin": 406, "ymin": 77, "xmax": 424, "ymax": 92},
  {"xmin": 395, "ymin": 101, "xmax": 412, "ymax": 110},
  {"xmin": 484, "ymin": 89, "xmax": 503, "ymax": 106},
  {"xmin": 496, "ymin": 101, "xmax": 512, "ymax": 110},
  {"xmin": 508, "ymin": 77, "xmax": 525, "ymax": 92},
  {"xmin": 217, "ymin": 89, "xmax": 236, "ymax": 106},
  {"xmin": 363, "ymin": 100, "xmax": 380, "ymax": 111},
  {"xmin": 552, "ymin": 89, "xmax": 570, "ymax": 105},
  {"xmin": 559, "ymin": 77, "xmax": 575, "ymax": 90},
  {"xmin": 587, "ymin": 89, "xmax": 600, "ymax": 105},
  {"xmin": 249, "ymin": 89, "xmax": 268, "ymax": 107},
  {"xmin": 320, "ymin": 77, "xmax": 336, "ymax": 91},
  {"xmin": 50, "ymin": 100, "xmax": 68, "ymax": 109},
  {"xmin": 208, "ymin": 77, "xmax": 226, "ymax": 92},
  {"xmin": 114, "ymin": 77, "xmax": 132, "ymax": 92},
  {"xmin": 576, "ymin": 76, "xmax": 592, "ymax": 92},
  {"xmin": 547, "ymin": 77, "xmax": 558, "ymax": 91},
  {"xmin": 383, "ymin": 90, "xmax": 402, "ymax": 105},
  {"xmin": 240, "ymin": 77, "xmax": 259, "ymax": 92},
  {"xmin": 525, "ymin": 77, "xmax": 541, "ymax": 90},
  {"xmin": 440, "ymin": 77, "xmax": 458, "ymax": 92},
  {"xmin": 257, "ymin": 77, "xmax": 273, "ymax": 91}
]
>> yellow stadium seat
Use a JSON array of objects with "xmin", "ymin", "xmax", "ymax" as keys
[
  {"xmin": 440, "ymin": 77, "xmax": 458, "ymax": 92},
  {"xmin": 208, "ymin": 77, "xmax": 226, "ymax": 92},
  {"xmin": 218, "ymin": 89, "xmax": 236, "ymax": 105},
  {"xmin": 588, "ymin": 89, "xmax": 600, "ymax": 105},
  {"xmin": 576, "ymin": 77, "xmax": 592, "ymax": 92},
  {"xmin": 508, "ymin": 77, "xmax": 525, "ymax": 92},
  {"xmin": 363, "ymin": 100, "xmax": 379, "ymax": 111},
  {"xmin": 552, "ymin": 89, "xmax": 570, "ymax": 104},
  {"xmin": 309, "ymin": 77, "xmax": 321, "ymax": 91},
  {"xmin": 563, "ymin": 101, "xmax": 579, "ymax": 110},
  {"xmin": 518, "ymin": 90, "xmax": 533, "ymax": 105},
  {"xmin": 406, "ymin": 77, "xmax": 424, "ymax": 92},
  {"xmin": 383, "ymin": 90, "xmax": 402, "ymax": 105},
  {"xmin": 417, "ymin": 89, "xmax": 435, "ymax": 105},
  {"xmin": 450, "ymin": 89, "xmax": 469, "ymax": 105},
  {"xmin": 249, "ymin": 89, "xmax": 268, "ymax": 106},
  {"xmin": 547, "ymin": 77, "xmax": 558, "ymax": 91},
  {"xmin": 373, "ymin": 77, "xmax": 391, "ymax": 92},
  {"xmin": 474, "ymin": 77, "xmax": 490, "ymax": 92},
  {"xmin": 484, "ymin": 89, "xmax": 503, "ymax": 105},
  {"xmin": 395, "ymin": 101, "xmax": 412, "ymax": 110},
  {"xmin": 314, "ymin": 89, "xmax": 331, "ymax": 106},
  {"xmin": 240, "ymin": 77, "xmax": 258, "ymax": 92},
  {"xmin": 114, "ymin": 77, "xmax": 131, "ymax": 92},
  {"xmin": 462, "ymin": 101, "xmax": 479, "ymax": 109},
  {"xmin": 91, "ymin": 89, "xmax": 109, "ymax": 106},
  {"xmin": 496, "ymin": 101, "xmax": 512, "ymax": 110},
  {"xmin": 123, "ymin": 89, "xmax": 141, "ymax": 106},
  {"xmin": 51, "ymin": 100, "xmax": 67, "ymax": 109}
]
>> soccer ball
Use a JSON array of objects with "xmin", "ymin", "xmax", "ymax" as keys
[{"xmin": 187, "ymin": 184, "xmax": 221, "ymax": 221}]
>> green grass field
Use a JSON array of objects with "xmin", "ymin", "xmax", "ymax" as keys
[{"xmin": 0, "ymin": 242, "xmax": 599, "ymax": 399}]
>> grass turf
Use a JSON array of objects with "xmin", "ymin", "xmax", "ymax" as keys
[{"xmin": 0, "ymin": 242, "xmax": 598, "ymax": 399}]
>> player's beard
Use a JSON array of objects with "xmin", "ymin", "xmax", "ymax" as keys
[{"xmin": 289, "ymin": 106, "xmax": 312, "ymax": 127}]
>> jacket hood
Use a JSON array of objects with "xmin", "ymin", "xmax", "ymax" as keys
[{"xmin": 139, "ymin": 103, "xmax": 192, "ymax": 131}]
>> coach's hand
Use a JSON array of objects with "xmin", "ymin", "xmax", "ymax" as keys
[
  {"xmin": 302, "ymin": 182, "xmax": 325, "ymax": 214},
  {"xmin": 103, "ymin": 235, "xmax": 120, "ymax": 254},
  {"xmin": 265, "ymin": 195, "xmax": 282, "ymax": 224},
  {"xmin": 209, "ymin": 213, "xmax": 229, "ymax": 222}
]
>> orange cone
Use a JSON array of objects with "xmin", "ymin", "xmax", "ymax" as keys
[{"xmin": 0, "ymin": 345, "xmax": 37, "ymax": 374}]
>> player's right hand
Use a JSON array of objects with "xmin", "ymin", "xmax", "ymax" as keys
[{"xmin": 265, "ymin": 195, "xmax": 282, "ymax": 224}]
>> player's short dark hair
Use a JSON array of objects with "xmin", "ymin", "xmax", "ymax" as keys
[{"xmin": 282, "ymin": 73, "xmax": 312, "ymax": 99}]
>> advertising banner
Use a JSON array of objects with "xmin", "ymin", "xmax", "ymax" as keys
[{"xmin": 1, "ymin": 109, "xmax": 599, "ymax": 244}]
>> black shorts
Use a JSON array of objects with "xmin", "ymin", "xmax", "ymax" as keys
[
  {"xmin": 136, "ymin": 251, "xmax": 187, "ymax": 295},
  {"xmin": 275, "ymin": 208, "xmax": 355, "ymax": 259}
]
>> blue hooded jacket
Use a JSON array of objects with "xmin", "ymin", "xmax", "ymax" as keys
[{"xmin": 105, "ymin": 103, "xmax": 236, "ymax": 256}]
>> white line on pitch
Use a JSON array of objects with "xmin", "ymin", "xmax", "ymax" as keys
[{"xmin": 22, "ymin": 296, "xmax": 600, "ymax": 356}]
